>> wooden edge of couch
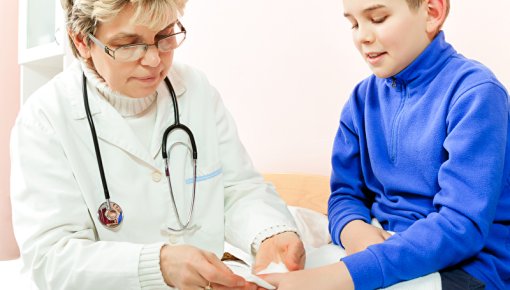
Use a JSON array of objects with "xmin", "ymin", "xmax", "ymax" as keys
[{"xmin": 263, "ymin": 173, "xmax": 330, "ymax": 215}]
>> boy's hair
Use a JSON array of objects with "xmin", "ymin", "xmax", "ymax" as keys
[
  {"xmin": 406, "ymin": 0, "xmax": 450, "ymax": 18},
  {"xmin": 60, "ymin": 0, "xmax": 187, "ymax": 58}
]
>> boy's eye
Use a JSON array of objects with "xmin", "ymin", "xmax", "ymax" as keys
[
  {"xmin": 372, "ymin": 16, "xmax": 387, "ymax": 24},
  {"xmin": 347, "ymin": 20, "xmax": 358, "ymax": 29}
]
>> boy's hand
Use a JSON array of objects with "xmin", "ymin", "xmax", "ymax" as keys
[
  {"xmin": 340, "ymin": 220, "xmax": 392, "ymax": 255},
  {"xmin": 252, "ymin": 232, "xmax": 305, "ymax": 274}
]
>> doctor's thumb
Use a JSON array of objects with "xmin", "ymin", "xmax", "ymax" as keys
[{"xmin": 282, "ymin": 244, "xmax": 306, "ymax": 271}]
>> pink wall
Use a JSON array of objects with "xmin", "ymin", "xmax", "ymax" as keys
[
  {"xmin": 178, "ymin": 0, "xmax": 510, "ymax": 176},
  {"xmin": 0, "ymin": 2, "xmax": 20, "ymax": 259}
]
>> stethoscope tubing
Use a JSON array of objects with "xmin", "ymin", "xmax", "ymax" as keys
[
  {"xmin": 83, "ymin": 73, "xmax": 199, "ymax": 231},
  {"xmin": 161, "ymin": 77, "xmax": 198, "ymax": 159},
  {"xmin": 162, "ymin": 77, "xmax": 198, "ymax": 232},
  {"xmin": 82, "ymin": 73, "xmax": 112, "ymax": 201}
]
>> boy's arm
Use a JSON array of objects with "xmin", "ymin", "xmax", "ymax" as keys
[{"xmin": 328, "ymin": 97, "xmax": 375, "ymax": 247}]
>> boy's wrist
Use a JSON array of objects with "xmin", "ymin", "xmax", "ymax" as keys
[{"xmin": 340, "ymin": 219, "xmax": 367, "ymax": 246}]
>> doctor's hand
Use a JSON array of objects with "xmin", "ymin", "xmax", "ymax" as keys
[
  {"xmin": 160, "ymin": 244, "xmax": 254, "ymax": 290},
  {"xmin": 252, "ymin": 232, "xmax": 305, "ymax": 274},
  {"xmin": 340, "ymin": 219, "xmax": 391, "ymax": 255}
]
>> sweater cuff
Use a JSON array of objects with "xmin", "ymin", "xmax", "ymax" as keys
[
  {"xmin": 341, "ymin": 249, "xmax": 383, "ymax": 290},
  {"xmin": 138, "ymin": 242, "xmax": 172, "ymax": 290},
  {"xmin": 250, "ymin": 224, "xmax": 299, "ymax": 255}
]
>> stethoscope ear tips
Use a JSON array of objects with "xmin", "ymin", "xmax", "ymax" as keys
[{"xmin": 97, "ymin": 200, "xmax": 123, "ymax": 229}]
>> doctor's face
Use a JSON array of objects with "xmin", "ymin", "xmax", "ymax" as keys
[
  {"xmin": 86, "ymin": 5, "xmax": 174, "ymax": 98},
  {"xmin": 343, "ymin": 0, "xmax": 431, "ymax": 78}
]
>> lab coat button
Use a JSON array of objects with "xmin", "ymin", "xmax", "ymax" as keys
[
  {"xmin": 168, "ymin": 235, "xmax": 179, "ymax": 244},
  {"xmin": 152, "ymin": 171, "xmax": 162, "ymax": 182}
]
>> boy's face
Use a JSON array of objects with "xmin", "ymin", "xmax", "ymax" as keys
[{"xmin": 343, "ymin": 0, "xmax": 431, "ymax": 78}]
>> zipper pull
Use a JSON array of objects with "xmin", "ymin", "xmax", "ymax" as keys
[{"xmin": 391, "ymin": 77, "xmax": 397, "ymax": 88}]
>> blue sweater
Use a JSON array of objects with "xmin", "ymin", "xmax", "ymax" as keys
[{"xmin": 329, "ymin": 31, "xmax": 510, "ymax": 290}]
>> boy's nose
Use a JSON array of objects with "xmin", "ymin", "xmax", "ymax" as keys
[{"xmin": 356, "ymin": 25, "xmax": 375, "ymax": 44}]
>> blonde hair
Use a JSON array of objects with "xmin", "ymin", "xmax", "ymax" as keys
[{"xmin": 60, "ymin": 0, "xmax": 187, "ymax": 57}]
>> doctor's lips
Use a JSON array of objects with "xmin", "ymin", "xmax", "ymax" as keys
[
  {"xmin": 132, "ymin": 75, "xmax": 159, "ymax": 83},
  {"xmin": 135, "ymin": 75, "xmax": 157, "ymax": 80}
]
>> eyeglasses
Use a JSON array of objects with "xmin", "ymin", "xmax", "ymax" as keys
[{"xmin": 88, "ymin": 21, "xmax": 186, "ymax": 62}]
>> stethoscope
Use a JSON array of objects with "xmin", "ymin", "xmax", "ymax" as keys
[{"xmin": 82, "ymin": 73, "xmax": 198, "ymax": 232}]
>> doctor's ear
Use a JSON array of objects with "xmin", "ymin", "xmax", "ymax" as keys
[
  {"xmin": 70, "ymin": 31, "xmax": 92, "ymax": 59},
  {"xmin": 424, "ymin": 0, "xmax": 448, "ymax": 38}
]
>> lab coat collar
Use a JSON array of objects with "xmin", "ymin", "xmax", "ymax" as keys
[{"xmin": 66, "ymin": 61, "xmax": 187, "ymax": 168}]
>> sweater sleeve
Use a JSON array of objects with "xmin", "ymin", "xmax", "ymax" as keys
[
  {"xmin": 341, "ymin": 82, "xmax": 509, "ymax": 290},
  {"xmin": 329, "ymin": 96, "xmax": 373, "ymax": 247}
]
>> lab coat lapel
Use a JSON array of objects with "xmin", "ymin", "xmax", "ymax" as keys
[
  {"xmin": 93, "ymin": 108, "xmax": 156, "ymax": 167},
  {"xmin": 71, "ymin": 79, "xmax": 157, "ymax": 168}
]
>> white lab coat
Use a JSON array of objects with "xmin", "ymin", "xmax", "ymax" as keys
[{"xmin": 10, "ymin": 61, "xmax": 296, "ymax": 289}]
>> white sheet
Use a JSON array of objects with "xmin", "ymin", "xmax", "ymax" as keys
[{"xmin": 223, "ymin": 206, "xmax": 441, "ymax": 290}]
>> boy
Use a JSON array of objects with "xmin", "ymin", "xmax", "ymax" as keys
[{"xmin": 263, "ymin": 0, "xmax": 510, "ymax": 289}]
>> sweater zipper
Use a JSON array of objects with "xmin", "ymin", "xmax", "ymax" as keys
[{"xmin": 390, "ymin": 78, "xmax": 407, "ymax": 162}]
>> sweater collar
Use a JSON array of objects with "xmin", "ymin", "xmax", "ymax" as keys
[
  {"xmin": 69, "ymin": 61, "xmax": 187, "ymax": 120},
  {"xmin": 385, "ymin": 31, "xmax": 457, "ymax": 90},
  {"xmin": 80, "ymin": 62, "xmax": 157, "ymax": 117}
]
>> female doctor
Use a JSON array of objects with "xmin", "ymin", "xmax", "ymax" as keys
[{"xmin": 10, "ymin": 0, "xmax": 304, "ymax": 289}]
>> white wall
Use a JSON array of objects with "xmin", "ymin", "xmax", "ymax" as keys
[{"xmin": 176, "ymin": 0, "xmax": 510, "ymax": 176}]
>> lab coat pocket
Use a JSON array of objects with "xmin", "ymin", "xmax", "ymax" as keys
[
  {"xmin": 183, "ymin": 162, "xmax": 225, "ymax": 250},
  {"xmin": 186, "ymin": 162, "xmax": 224, "ymax": 210},
  {"xmin": 185, "ymin": 163, "xmax": 223, "ymax": 185}
]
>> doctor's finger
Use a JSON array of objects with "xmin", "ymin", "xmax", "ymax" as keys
[
  {"xmin": 209, "ymin": 282, "xmax": 257, "ymax": 290},
  {"xmin": 204, "ymin": 251, "xmax": 236, "ymax": 274},
  {"xmin": 282, "ymin": 240, "xmax": 306, "ymax": 271},
  {"xmin": 198, "ymin": 253, "xmax": 246, "ymax": 288}
]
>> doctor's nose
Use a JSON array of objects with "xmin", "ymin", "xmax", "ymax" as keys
[{"xmin": 141, "ymin": 45, "xmax": 162, "ymax": 67}]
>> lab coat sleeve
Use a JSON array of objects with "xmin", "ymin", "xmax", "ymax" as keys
[
  {"xmin": 10, "ymin": 105, "xmax": 154, "ymax": 290},
  {"xmin": 208, "ymin": 87, "xmax": 298, "ymax": 255}
]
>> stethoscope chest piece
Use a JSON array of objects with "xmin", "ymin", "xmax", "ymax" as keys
[{"xmin": 97, "ymin": 201, "xmax": 123, "ymax": 229}]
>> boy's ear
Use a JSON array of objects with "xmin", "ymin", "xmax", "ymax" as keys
[
  {"xmin": 425, "ymin": 0, "xmax": 448, "ymax": 37},
  {"xmin": 70, "ymin": 30, "xmax": 92, "ymax": 59}
]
